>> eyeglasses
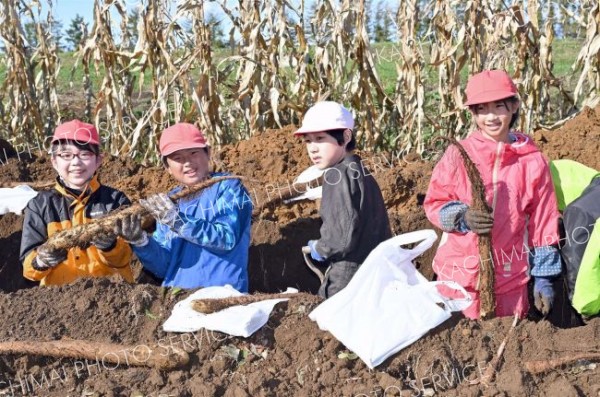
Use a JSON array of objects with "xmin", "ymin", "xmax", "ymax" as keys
[{"xmin": 54, "ymin": 151, "xmax": 95, "ymax": 161}]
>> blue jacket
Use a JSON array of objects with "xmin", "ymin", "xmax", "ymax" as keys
[{"xmin": 133, "ymin": 173, "xmax": 253, "ymax": 291}]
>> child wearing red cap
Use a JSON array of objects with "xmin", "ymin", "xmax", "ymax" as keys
[
  {"xmin": 424, "ymin": 70, "xmax": 561, "ymax": 319},
  {"xmin": 114, "ymin": 123, "xmax": 253, "ymax": 291},
  {"xmin": 295, "ymin": 101, "xmax": 392, "ymax": 298},
  {"xmin": 20, "ymin": 120, "xmax": 134, "ymax": 285}
]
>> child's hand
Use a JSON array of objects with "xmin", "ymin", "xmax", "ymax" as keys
[
  {"xmin": 533, "ymin": 277, "xmax": 554, "ymax": 316},
  {"xmin": 91, "ymin": 232, "xmax": 117, "ymax": 251},
  {"xmin": 464, "ymin": 208, "xmax": 494, "ymax": 235},
  {"xmin": 34, "ymin": 245, "xmax": 68, "ymax": 270},
  {"xmin": 308, "ymin": 240, "xmax": 325, "ymax": 262},
  {"xmin": 115, "ymin": 213, "xmax": 148, "ymax": 247},
  {"xmin": 140, "ymin": 193, "xmax": 179, "ymax": 228}
]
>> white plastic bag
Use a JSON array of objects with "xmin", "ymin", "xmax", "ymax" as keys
[
  {"xmin": 0, "ymin": 185, "xmax": 38, "ymax": 215},
  {"xmin": 309, "ymin": 230, "xmax": 473, "ymax": 368},
  {"xmin": 162, "ymin": 285, "xmax": 295, "ymax": 337}
]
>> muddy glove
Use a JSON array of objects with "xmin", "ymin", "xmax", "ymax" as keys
[
  {"xmin": 307, "ymin": 240, "xmax": 325, "ymax": 262},
  {"xmin": 533, "ymin": 277, "xmax": 554, "ymax": 316},
  {"xmin": 463, "ymin": 208, "xmax": 494, "ymax": 235},
  {"xmin": 91, "ymin": 232, "xmax": 117, "ymax": 251},
  {"xmin": 115, "ymin": 213, "xmax": 148, "ymax": 247},
  {"xmin": 33, "ymin": 245, "xmax": 67, "ymax": 270},
  {"xmin": 139, "ymin": 193, "xmax": 179, "ymax": 229}
]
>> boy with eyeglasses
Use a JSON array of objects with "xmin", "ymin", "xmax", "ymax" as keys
[{"xmin": 20, "ymin": 120, "xmax": 134, "ymax": 285}]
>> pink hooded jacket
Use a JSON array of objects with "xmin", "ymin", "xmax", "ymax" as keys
[{"xmin": 424, "ymin": 131, "xmax": 560, "ymax": 318}]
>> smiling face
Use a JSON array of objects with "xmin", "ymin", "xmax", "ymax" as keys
[
  {"xmin": 302, "ymin": 131, "xmax": 349, "ymax": 170},
  {"xmin": 471, "ymin": 99, "xmax": 519, "ymax": 143},
  {"xmin": 165, "ymin": 147, "xmax": 210, "ymax": 186},
  {"xmin": 51, "ymin": 142, "xmax": 102, "ymax": 190}
]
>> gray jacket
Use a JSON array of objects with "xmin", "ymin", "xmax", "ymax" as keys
[
  {"xmin": 314, "ymin": 154, "xmax": 392, "ymax": 266},
  {"xmin": 562, "ymin": 176, "xmax": 600, "ymax": 300}
]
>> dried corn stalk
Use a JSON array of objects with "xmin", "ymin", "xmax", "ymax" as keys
[
  {"xmin": 572, "ymin": 0, "xmax": 600, "ymax": 108},
  {"xmin": 392, "ymin": 0, "xmax": 425, "ymax": 152}
]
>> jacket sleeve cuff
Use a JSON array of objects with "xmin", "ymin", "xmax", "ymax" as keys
[
  {"xmin": 23, "ymin": 252, "xmax": 51, "ymax": 281},
  {"xmin": 439, "ymin": 201, "xmax": 469, "ymax": 233},
  {"xmin": 529, "ymin": 245, "xmax": 562, "ymax": 277},
  {"xmin": 98, "ymin": 239, "xmax": 132, "ymax": 268}
]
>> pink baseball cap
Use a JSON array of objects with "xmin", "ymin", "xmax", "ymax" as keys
[
  {"xmin": 52, "ymin": 120, "xmax": 100, "ymax": 145},
  {"xmin": 159, "ymin": 123, "xmax": 208, "ymax": 156},
  {"xmin": 464, "ymin": 70, "xmax": 518, "ymax": 106},
  {"xmin": 294, "ymin": 101, "xmax": 354, "ymax": 135}
]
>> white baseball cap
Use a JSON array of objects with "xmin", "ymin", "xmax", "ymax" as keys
[{"xmin": 294, "ymin": 101, "xmax": 355, "ymax": 135}]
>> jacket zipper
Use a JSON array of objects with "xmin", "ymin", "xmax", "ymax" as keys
[{"xmin": 491, "ymin": 142, "xmax": 503, "ymax": 212}]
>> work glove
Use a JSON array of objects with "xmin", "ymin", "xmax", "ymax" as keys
[
  {"xmin": 115, "ymin": 213, "xmax": 149, "ymax": 247},
  {"xmin": 91, "ymin": 232, "xmax": 117, "ymax": 251},
  {"xmin": 463, "ymin": 208, "xmax": 494, "ymax": 235},
  {"xmin": 33, "ymin": 245, "xmax": 67, "ymax": 270},
  {"xmin": 307, "ymin": 240, "xmax": 325, "ymax": 262},
  {"xmin": 139, "ymin": 193, "xmax": 179, "ymax": 229},
  {"xmin": 533, "ymin": 277, "xmax": 555, "ymax": 316}
]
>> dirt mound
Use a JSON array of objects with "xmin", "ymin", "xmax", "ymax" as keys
[
  {"xmin": 534, "ymin": 105, "xmax": 600, "ymax": 170},
  {"xmin": 1, "ymin": 106, "xmax": 600, "ymax": 395},
  {"xmin": 0, "ymin": 278, "xmax": 598, "ymax": 396}
]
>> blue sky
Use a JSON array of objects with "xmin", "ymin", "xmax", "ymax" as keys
[
  {"xmin": 52, "ymin": 1, "xmax": 95, "ymax": 26},
  {"xmin": 50, "ymin": 0, "xmax": 228, "ymax": 26}
]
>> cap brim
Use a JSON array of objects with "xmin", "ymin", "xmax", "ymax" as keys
[
  {"xmin": 161, "ymin": 142, "xmax": 208, "ymax": 156},
  {"xmin": 464, "ymin": 91, "xmax": 517, "ymax": 106},
  {"xmin": 294, "ymin": 125, "xmax": 353, "ymax": 136}
]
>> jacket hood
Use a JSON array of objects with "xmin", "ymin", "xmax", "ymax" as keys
[{"xmin": 468, "ymin": 130, "xmax": 540, "ymax": 156}]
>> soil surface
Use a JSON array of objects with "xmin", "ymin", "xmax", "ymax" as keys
[{"xmin": 0, "ymin": 106, "xmax": 599, "ymax": 396}]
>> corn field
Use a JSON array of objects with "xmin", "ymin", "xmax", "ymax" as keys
[{"xmin": 0, "ymin": 0, "xmax": 599, "ymax": 160}]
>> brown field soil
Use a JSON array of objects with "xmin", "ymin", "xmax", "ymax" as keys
[{"xmin": 0, "ymin": 106, "xmax": 599, "ymax": 396}]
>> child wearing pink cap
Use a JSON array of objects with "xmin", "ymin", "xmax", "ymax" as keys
[
  {"xmin": 424, "ymin": 70, "xmax": 561, "ymax": 319},
  {"xmin": 20, "ymin": 120, "xmax": 134, "ymax": 285},
  {"xmin": 115, "ymin": 123, "xmax": 253, "ymax": 291}
]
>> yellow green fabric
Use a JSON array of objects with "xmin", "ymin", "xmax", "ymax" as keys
[
  {"xmin": 572, "ymin": 218, "xmax": 600, "ymax": 316},
  {"xmin": 550, "ymin": 159, "xmax": 599, "ymax": 211}
]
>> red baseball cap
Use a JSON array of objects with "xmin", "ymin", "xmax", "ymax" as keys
[
  {"xmin": 159, "ymin": 123, "xmax": 208, "ymax": 156},
  {"xmin": 464, "ymin": 70, "xmax": 518, "ymax": 106},
  {"xmin": 52, "ymin": 120, "xmax": 100, "ymax": 145}
]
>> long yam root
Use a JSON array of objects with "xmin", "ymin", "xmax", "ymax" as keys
[
  {"xmin": 191, "ymin": 292, "xmax": 322, "ymax": 314},
  {"xmin": 476, "ymin": 312, "xmax": 519, "ymax": 385},
  {"xmin": 524, "ymin": 353, "xmax": 600, "ymax": 375},
  {"xmin": 41, "ymin": 176, "xmax": 242, "ymax": 252},
  {"xmin": 438, "ymin": 137, "xmax": 496, "ymax": 319},
  {"xmin": 0, "ymin": 339, "xmax": 189, "ymax": 370}
]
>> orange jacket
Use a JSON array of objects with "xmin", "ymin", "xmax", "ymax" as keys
[{"xmin": 20, "ymin": 176, "xmax": 133, "ymax": 285}]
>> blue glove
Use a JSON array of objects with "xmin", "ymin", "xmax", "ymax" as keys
[
  {"xmin": 307, "ymin": 240, "xmax": 325, "ymax": 262},
  {"xmin": 533, "ymin": 277, "xmax": 554, "ymax": 316}
]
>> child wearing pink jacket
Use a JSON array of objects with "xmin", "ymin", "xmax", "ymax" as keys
[{"xmin": 424, "ymin": 70, "xmax": 561, "ymax": 319}]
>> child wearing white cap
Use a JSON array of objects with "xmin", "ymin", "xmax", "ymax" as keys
[{"xmin": 295, "ymin": 101, "xmax": 392, "ymax": 298}]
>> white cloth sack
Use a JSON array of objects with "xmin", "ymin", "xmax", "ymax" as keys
[
  {"xmin": 309, "ymin": 229, "xmax": 473, "ymax": 368},
  {"xmin": 162, "ymin": 285, "xmax": 295, "ymax": 337},
  {"xmin": 285, "ymin": 165, "xmax": 324, "ymax": 202},
  {"xmin": 0, "ymin": 185, "xmax": 38, "ymax": 215}
]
